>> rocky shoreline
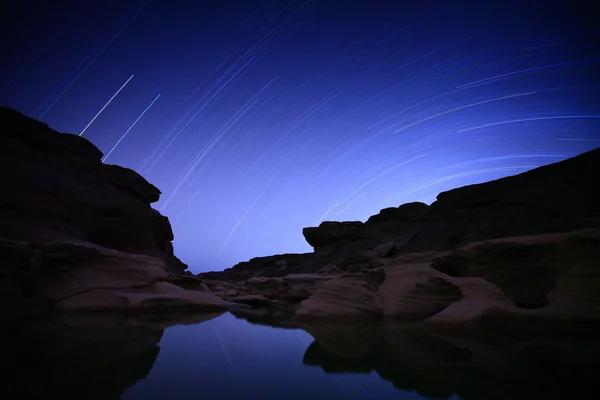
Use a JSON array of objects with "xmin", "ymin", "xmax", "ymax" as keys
[{"xmin": 1, "ymin": 105, "xmax": 599, "ymax": 335}]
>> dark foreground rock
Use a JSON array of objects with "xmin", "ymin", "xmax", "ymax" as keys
[
  {"xmin": 202, "ymin": 147, "xmax": 600, "ymax": 332},
  {"xmin": 0, "ymin": 106, "xmax": 245, "ymax": 313},
  {"xmin": 0, "ymin": 106, "xmax": 185, "ymax": 273}
]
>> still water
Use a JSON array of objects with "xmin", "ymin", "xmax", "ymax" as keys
[
  {"xmin": 124, "ymin": 313, "xmax": 430, "ymax": 400},
  {"xmin": 4, "ymin": 312, "xmax": 598, "ymax": 399}
]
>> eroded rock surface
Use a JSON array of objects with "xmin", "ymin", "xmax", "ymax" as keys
[
  {"xmin": 0, "ymin": 238, "xmax": 244, "ymax": 313},
  {"xmin": 203, "ymin": 147, "xmax": 600, "ymax": 332}
]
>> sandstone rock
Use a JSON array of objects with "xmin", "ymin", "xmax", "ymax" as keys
[
  {"xmin": 374, "ymin": 241, "xmax": 397, "ymax": 257},
  {"xmin": 165, "ymin": 273, "xmax": 211, "ymax": 292},
  {"xmin": 378, "ymin": 262, "xmax": 462, "ymax": 320},
  {"xmin": 315, "ymin": 263, "xmax": 343, "ymax": 275},
  {"xmin": 55, "ymin": 281, "xmax": 240, "ymax": 312},
  {"xmin": 204, "ymin": 280, "xmax": 239, "ymax": 297},
  {"xmin": 366, "ymin": 201, "xmax": 430, "ymax": 224},
  {"xmin": 38, "ymin": 240, "xmax": 168, "ymax": 302},
  {"xmin": 430, "ymin": 229, "xmax": 600, "ymax": 310},
  {"xmin": 281, "ymin": 274, "xmax": 333, "ymax": 300},
  {"xmin": 101, "ymin": 164, "xmax": 161, "ymax": 204},
  {"xmin": 295, "ymin": 277, "xmax": 382, "ymax": 319},
  {"xmin": 0, "ymin": 238, "xmax": 243, "ymax": 313},
  {"xmin": 423, "ymin": 277, "xmax": 521, "ymax": 329},
  {"xmin": 302, "ymin": 221, "xmax": 364, "ymax": 249},
  {"xmin": 229, "ymin": 294, "xmax": 274, "ymax": 306}
]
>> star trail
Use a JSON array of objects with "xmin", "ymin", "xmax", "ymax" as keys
[{"xmin": 2, "ymin": 0, "xmax": 599, "ymax": 272}]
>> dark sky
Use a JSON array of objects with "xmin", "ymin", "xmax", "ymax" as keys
[{"xmin": 1, "ymin": 0, "xmax": 599, "ymax": 272}]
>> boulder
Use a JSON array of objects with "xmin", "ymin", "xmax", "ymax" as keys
[
  {"xmin": 302, "ymin": 221, "xmax": 364, "ymax": 249},
  {"xmin": 378, "ymin": 262, "xmax": 463, "ymax": 320},
  {"xmin": 366, "ymin": 201, "xmax": 430, "ymax": 224},
  {"xmin": 374, "ymin": 241, "xmax": 397, "ymax": 257},
  {"xmin": 295, "ymin": 277, "xmax": 382, "ymax": 319}
]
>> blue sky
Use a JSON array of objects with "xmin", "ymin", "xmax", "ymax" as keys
[{"xmin": 2, "ymin": 0, "xmax": 598, "ymax": 272}]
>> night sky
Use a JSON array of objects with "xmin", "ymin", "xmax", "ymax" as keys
[{"xmin": 1, "ymin": 0, "xmax": 599, "ymax": 272}]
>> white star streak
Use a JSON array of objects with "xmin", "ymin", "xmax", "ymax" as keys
[
  {"xmin": 159, "ymin": 80, "xmax": 272, "ymax": 210},
  {"xmin": 145, "ymin": 57, "xmax": 256, "ymax": 173},
  {"xmin": 174, "ymin": 189, "xmax": 201, "ymax": 226},
  {"xmin": 102, "ymin": 93, "xmax": 161, "ymax": 163},
  {"xmin": 37, "ymin": 0, "xmax": 154, "ymax": 119},
  {"xmin": 79, "ymin": 74, "xmax": 134, "ymax": 137},
  {"xmin": 243, "ymin": 89, "xmax": 343, "ymax": 178},
  {"xmin": 331, "ymin": 192, "xmax": 367, "ymax": 221},
  {"xmin": 217, "ymin": 182, "xmax": 272, "ymax": 257},
  {"xmin": 455, "ymin": 59, "xmax": 598, "ymax": 89},
  {"xmin": 393, "ymin": 91, "xmax": 537, "ymax": 134},
  {"xmin": 382, "ymin": 166, "xmax": 538, "ymax": 208},
  {"xmin": 458, "ymin": 115, "xmax": 600, "ymax": 132}
]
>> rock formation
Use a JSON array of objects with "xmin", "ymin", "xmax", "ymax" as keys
[
  {"xmin": 2, "ymin": 105, "xmax": 599, "ymax": 332},
  {"xmin": 0, "ymin": 106, "xmax": 183, "ymax": 272},
  {"xmin": 201, "ymin": 146, "xmax": 600, "ymax": 332},
  {"xmin": 0, "ymin": 106, "xmax": 244, "ymax": 313}
]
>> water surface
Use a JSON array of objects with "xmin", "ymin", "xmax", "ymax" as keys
[
  {"xmin": 3, "ymin": 312, "xmax": 598, "ymax": 399},
  {"xmin": 125, "ymin": 313, "xmax": 425, "ymax": 400}
]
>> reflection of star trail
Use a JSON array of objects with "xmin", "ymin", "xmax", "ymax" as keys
[
  {"xmin": 211, "ymin": 327, "xmax": 255, "ymax": 400},
  {"xmin": 3, "ymin": 0, "xmax": 599, "ymax": 271}
]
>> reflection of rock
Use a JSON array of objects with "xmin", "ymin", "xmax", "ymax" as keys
[
  {"xmin": 0, "ymin": 312, "xmax": 222, "ymax": 399},
  {"xmin": 297, "ymin": 320, "xmax": 382, "ymax": 358},
  {"xmin": 300, "ymin": 320, "xmax": 600, "ymax": 400}
]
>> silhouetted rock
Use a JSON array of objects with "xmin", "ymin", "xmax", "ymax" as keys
[
  {"xmin": 303, "ymin": 221, "xmax": 364, "ymax": 249},
  {"xmin": 203, "ymin": 147, "xmax": 600, "ymax": 332},
  {"xmin": 0, "ymin": 106, "xmax": 184, "ymax": 273},
  {"xmin": 366, "ymin": 201, "xmax": 430, "ymax": 224},
  {"xmin": 0, "ymin": 106, "xmax": 247, "ymax": 313}
]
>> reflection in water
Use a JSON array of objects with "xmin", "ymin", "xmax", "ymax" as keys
[
  {"xmin": 2, "ymin": 312, "xmax": 599, "ymax": 399},
  {"xmin": 298, "ymin": 319, "xmax": 600, "ymax": 400},
  {"xmin": 1, "ymin": 312, "xmax": 223, "ymax": 399}
]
